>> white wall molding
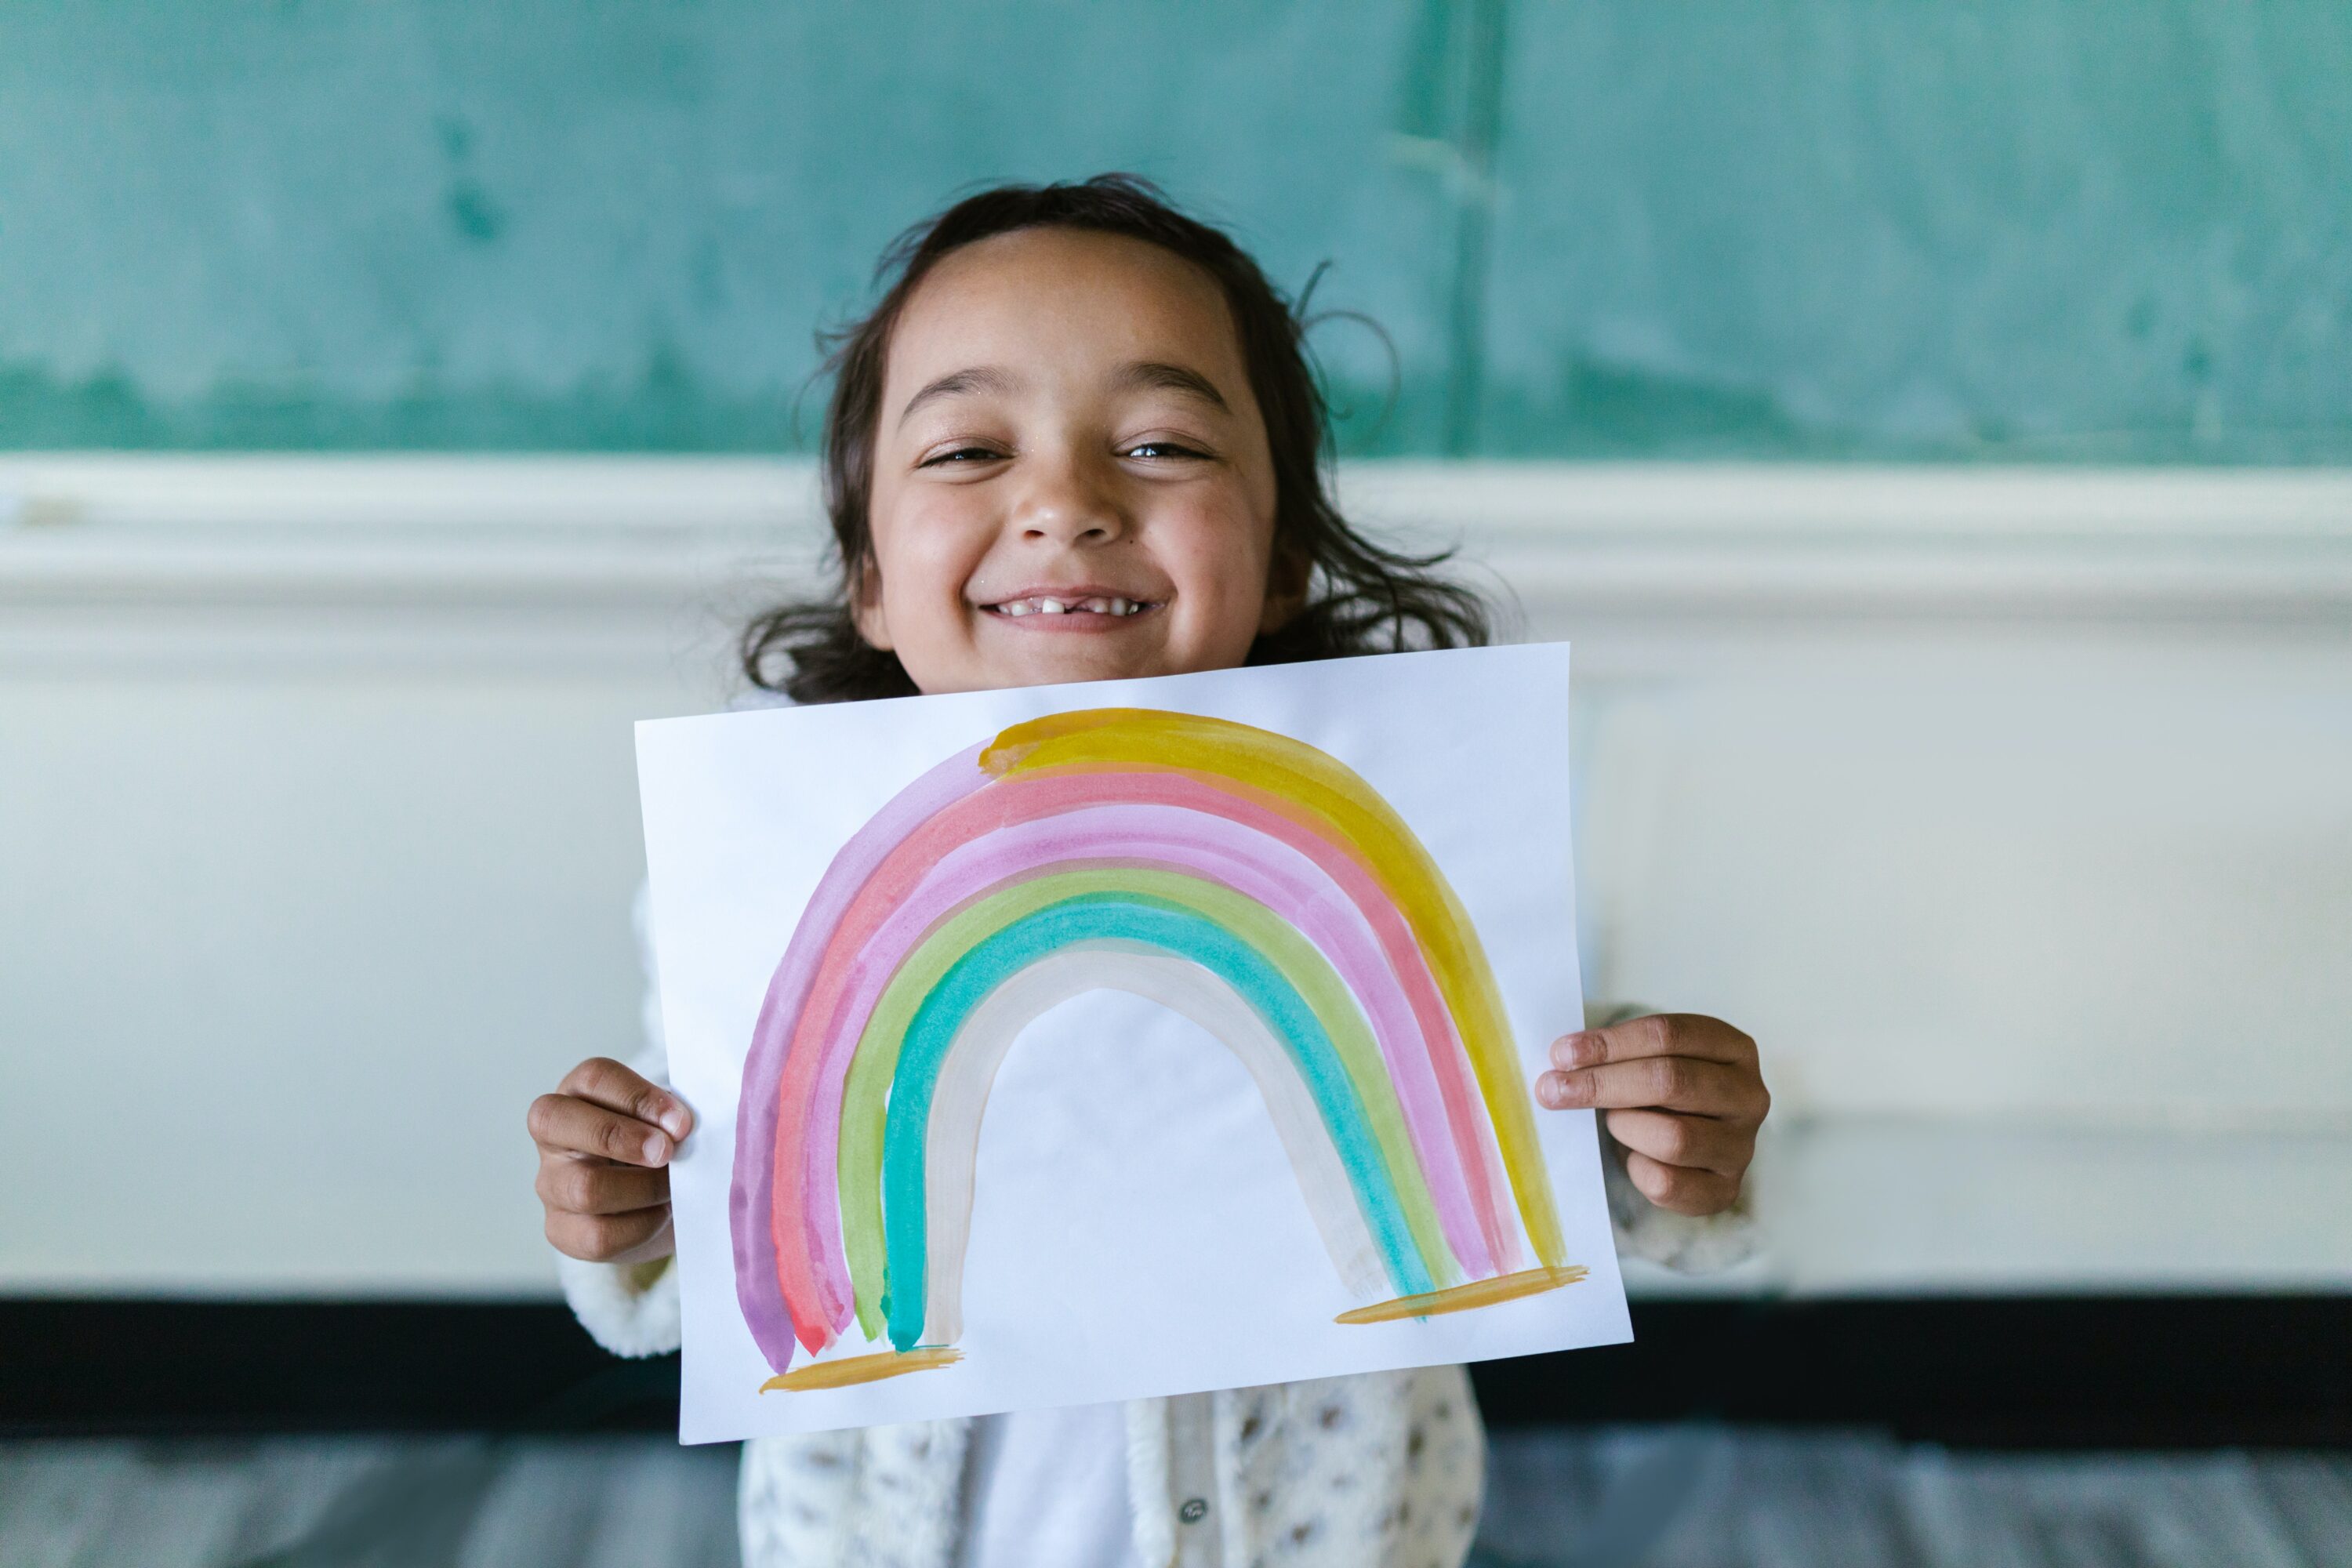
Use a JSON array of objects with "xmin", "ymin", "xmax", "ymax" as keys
[
  {"xmin": 0, "ymin": 456, "xmax": 818, "ymax": 673},
  {"xmin": 1353, "ymin": 463, "xmax": 2352, "ymax": 629},
  {"xmin": 5, "ymin": 457, "xmax": 2347, "ymax": 666}
]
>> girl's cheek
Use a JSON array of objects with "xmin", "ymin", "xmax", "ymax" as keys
[
  {"xmin": 882, "ymin": 503, "xmax": 986, "ymax": 613},
  {"xmin": 1183, "ymin": 506, "xmax": 1278, "ymax": 638},
  {"xmin": 926, "ymin": 545, "xmax": 1014, "ymax": 688}
]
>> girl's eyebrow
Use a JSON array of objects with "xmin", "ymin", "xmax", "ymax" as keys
[
  {"xmin": 896, "ymin": 365, "xmax": 1019, "ymax": 428},
  {"xmin": 1110, "ymin": 359, "xmax": 1231, "ymax": 413},
  {"xmin": 894, "ymin": 359, "xmax": 1231, "ymax": 430}
]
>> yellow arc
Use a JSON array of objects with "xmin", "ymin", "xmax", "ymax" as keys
[{"xmin": 982, "ymin": 708, "xmax": 1566, "ymax": 1269}]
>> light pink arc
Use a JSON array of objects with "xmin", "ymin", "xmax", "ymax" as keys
[
  {"xmin": 841, "ymin": 803, "xmax": 1498, "ymax": 1287},
  {"xmin": 772, "ymin": 768, "xmax": 1523, "ymax": 1352}
]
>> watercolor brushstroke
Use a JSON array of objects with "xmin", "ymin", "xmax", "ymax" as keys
[
  {"xmin": 917, "ymin": 944, "xmax": 1389, "ymax": 1345},
  {"xmin": 849, "ymin": 873, "xmax": 1445, "ymax": 1352},
  {"xmin": 730, "ymin": 708, "xmax": 1574, "ymax": 1385},
  {"xmin": 773, "ymin": 765, "xmax": 1514, "ymax": 1342},
  {"xmin": 980, "ymin": 710, "xmax": 1563, "ymax": 1267}
]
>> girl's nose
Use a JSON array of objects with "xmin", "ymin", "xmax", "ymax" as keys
[{"xmin": 1011, "ymin": 455, "xmax": 1127, "ymax": 545}]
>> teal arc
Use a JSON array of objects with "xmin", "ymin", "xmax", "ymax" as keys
[{"xmin": 876, "ymin": 891, "xmax": 1436, "ymax": 1352}]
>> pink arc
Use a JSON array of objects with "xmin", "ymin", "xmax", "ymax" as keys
[{"xmin": 739, "ymin": 761, "xmax": 1523, "ymax": 1363}]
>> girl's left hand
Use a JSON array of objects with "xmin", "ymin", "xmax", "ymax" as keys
[{"xmin": 1534, "ymin": 1014, "xmax": 1769, "ymax": 1217}]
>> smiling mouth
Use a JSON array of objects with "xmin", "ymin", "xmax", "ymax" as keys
[{"xmin": 978, "ymin": 593, "xmax": 1162, "ymax": 622}]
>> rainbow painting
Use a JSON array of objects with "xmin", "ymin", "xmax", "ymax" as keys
[{"xmin": 729, "ymin": 706, "xmax": 1585, "ymax": 1392}]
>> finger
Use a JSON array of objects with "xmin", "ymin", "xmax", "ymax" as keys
[
  {"xmin": 1550, "ymin": 1014, "xmax": 1757, "ymax": 1072},
  {"xmin": 546, "ymin": 1205, "xmax": 673, "ymax": 1263},
  {"xmin": 537, "ymin": 1154, "xmax": 672, "ymax": 1217},
  {"xmin": 528, "ymin": 1093, "xmax": 677, "ymax": 1166},
  {"xmin": 1536, "ymin": 1056, "xmax": 1759, "ymax": 1118},
  {"xmin": 1603, "ymin": 1108, "xmax": 1755, "ymax": 1178},
  {"xmin": 554, "ymin": 1058, "xmax": 693, "ymax": 1140},
  {"xmin": 1623, "ymin": 1149, "xmax": 1740, "ymax": 1218}
]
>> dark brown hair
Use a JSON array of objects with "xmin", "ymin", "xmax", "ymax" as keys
[{"xmin": 741, "ymin": 173, "xmax": 1491, "ymax": 702}]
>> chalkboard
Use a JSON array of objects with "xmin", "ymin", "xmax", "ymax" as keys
[{"xmin": 2, "ymin": 1, "xmax": 2345, "ymax": 460}]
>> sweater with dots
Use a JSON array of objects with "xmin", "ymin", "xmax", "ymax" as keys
[
  {"xmin": 568, "ymin": 891, "xmax": 1755, "ymax": 1566},
  {"xmin": 564, "ymin": 1105, "xmax": 1750, "ymax": 1568}
]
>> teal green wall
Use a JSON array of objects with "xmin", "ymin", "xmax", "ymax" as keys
[{"xmin": 2, "ymin": 2, "xmax": 2346, "ymax": 460}]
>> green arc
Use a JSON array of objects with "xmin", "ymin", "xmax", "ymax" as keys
[{"xmin": 837, "ymin": 867, "xmax": 1456, "ymax": 1350}]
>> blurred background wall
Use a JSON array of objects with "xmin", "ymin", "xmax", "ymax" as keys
[
  {"xmin": 6, "ymin": 0, "xmax": 2349, "ymax": 461},
  {"xmin": 2, "ymin": 0, "xmax": 2348, "ymax": 1308}
]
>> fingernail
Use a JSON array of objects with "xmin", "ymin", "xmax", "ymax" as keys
[
  {"xmin": 1560, "ymin": 1031, "xmax": 1599, "ymax": 1066},
  {"xmin": 656, "ymin": 1098, "xmax": 689, "ymax": 1139},
  {"xmin": 1536, "ymin": 1073, "xmax": 1562, "ymax": 1109},
  {"xmin": 643, "ymin": 1134, "xmax": 670, "ymax": 1166}
]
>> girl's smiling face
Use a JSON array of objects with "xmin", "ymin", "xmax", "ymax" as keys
[{"xmin": 855, "ymin": 227, "xmax": 1300, "ymax": 695}]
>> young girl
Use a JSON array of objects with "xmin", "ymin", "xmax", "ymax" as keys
[{"xmin": 528, "ymin": 176, "xmax": 1769, "ymax": 1568}]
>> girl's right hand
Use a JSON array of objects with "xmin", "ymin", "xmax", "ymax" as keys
[{"xmin": 528, "ymin": 1058, "xmax": 695, "ymax": 1265}]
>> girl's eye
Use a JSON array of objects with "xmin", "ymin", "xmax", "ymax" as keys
[
  {"xmin": 920, "ymin": 445, "xmax": 1006, "ymax": 467},
  {"xmin": 1123, "ymin": 440, "xmax": 1209, "ymax": 461}
]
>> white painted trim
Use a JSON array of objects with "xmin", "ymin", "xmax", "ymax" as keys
[
  {"xmin": 0, "ymin": 455, "xmax": 817, "ymax": 608},
  {"xmin": 1341, "ymin": 463, "xmax": 2352, "ymax": 624},
  {"xmin": 3, "ymin": 455, "xmax": 2347, "ymax": 632}
]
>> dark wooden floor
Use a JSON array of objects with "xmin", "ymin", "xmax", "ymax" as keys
[{"xmin": 3, "ymin": 1428, "xmax": 2348, "ymax": 1568}]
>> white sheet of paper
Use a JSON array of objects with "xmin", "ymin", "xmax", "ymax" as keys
[{"xmin": 637, "ymin": 642, "xmax": 1629, "ymax": 1443}]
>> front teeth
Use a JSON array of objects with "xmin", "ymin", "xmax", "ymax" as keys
[{"xmin": 994, "ymin": 596, "xmax": 1146, "ymax": 617}]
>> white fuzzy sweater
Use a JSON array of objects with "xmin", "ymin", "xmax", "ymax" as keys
[{"xmin": 561, "ymin": 952, "xmax": 1754, "ymax": 1567}]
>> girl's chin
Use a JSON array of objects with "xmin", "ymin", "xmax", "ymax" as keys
[
  {"xmin": 978, "ymin": 637, "xmax": 1182, "ymax": 688},
  {"xmin": 1000, "ymin": 649, "xmax": 1170, "ymax": 686},
  {"xmin": 966, "ymin": 613, "xmax": 1171, "ymax": 677}
]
